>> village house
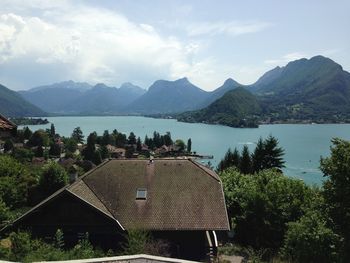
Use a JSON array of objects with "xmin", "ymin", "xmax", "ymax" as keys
[
  {"xmin": 0, "ymin": 114, "xmax": 17, "ymax": 139},
  {"xmin": 6, "ymin": 159, "xmax": 230, "ymax": 261}
]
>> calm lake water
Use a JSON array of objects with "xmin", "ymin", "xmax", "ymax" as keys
[{"xmin": 22, "ymin": 116, "xmax": 350, "ymax": 185}]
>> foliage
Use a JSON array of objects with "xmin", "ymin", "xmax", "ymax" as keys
[
  {"xmin": 177, "ymin": 87, "xmax": 261, "ymax": 128},
  {"xmin": 0, "ymin": 197, "xmax": 10, "ymax": 227},
  {"xmin": 239, "ymin": 145, "xmax": 252, "ymax": 174},
  {"xmin": 187, "ymin": 138, "xmax": 192, "ymax": 153},
  {"xmin": 2, "ymin": 231, "xmax": 105, "ymax": 262},
  {"xmin": 0, "ymin": 155, "xmax": 36, "ymax": 208},
  {"xmin": 122, "ymin": 229, "xmax": 151, "ymax": 255},
  {"xmin": 64, "ymin": 137, "xmax": 78, "ymax": 153},
  {"xmin": 218, "ymin": 136, "xmax": 285, "ymax": 174},
  {"xmin": 3, "ymin": 139, "xmax": 13, "ymax": 152},
  {"xmin": 49, "ymin": 142, "xmax": 61, "ymax": 156},
  {"xmin": 121, "ymin": 229, "xmax": 170, "ymax": 257},
  {"xmin": 11, "ymin": 147, "xmax": 35, "ymax": 162},
  {"xmin": 71, "ymin": 127, "xmax": 84, "ymax": 144},
  {"xmin": 39, "ymin": 161, "xmax": 68, "ymax": 196},
  {"xmin": 175, "ymin": 139, "xmax": 185, "ymax": 151},
  {"xmin": 220, "ymin": 168, "xmax": 315, "ymax": 249},
  {"xmin": 27, "ymin": 129, "xmax": 49, "ymax": 147},
  {"xmin": 281, "ymin": 210, "xmax": 341, "ymax": 263},
  {"xmin": 321, "ymin": 138, "xmax": 350, "ymax": 260},
  {"xmin": 128, "ymin": 132, "xmax": 137, "ymax": 145}
]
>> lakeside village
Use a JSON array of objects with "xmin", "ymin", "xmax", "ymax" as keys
[
  {"xmin": 1, "ymin": 113, "xmax": 350, "ymax": 263},
  {"xmin": 0, "ymin": 115, "xmax": 202, "ymax": 169}
]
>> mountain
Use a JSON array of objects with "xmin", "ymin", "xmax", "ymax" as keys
[
  {"xmin": 20, "ymin": 81, "xmax": 145, "ymax": 115},
  {"xmin": 0, "ymin": 84, "xmax": 46, "ymax": 117},
  {"xmin": 126, "ymin": 77, "xmax": 209, "ymax": 114},
  {"xmin": 177, "ymin": 87, "xmax": 261, "ymax": 127},
  {"xmin": 63, "ymin": 83, "xmax": 145, "ymax": 114},
  {"xmin": 250, "ymin": 56, "xmax": 350, "ymax": 121},
  {"xmin": 20, "ymin": 81, "xmax": 91, "ymax": 113},
  {"xmin": 198, "ymin": 78, "xmax": 242, "ymax": 108}
]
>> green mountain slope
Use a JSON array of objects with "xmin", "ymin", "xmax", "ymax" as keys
[
  {"xmin": 0, "ymin": 84, "xmax": 46, "ymax": 117},
  {"xmin": 177, "ymin": 87, "xmax": 261, "ymax": 127},
  {"xmin": 250, "ymin": 56, "xmax": 350, "ymax": 121}
]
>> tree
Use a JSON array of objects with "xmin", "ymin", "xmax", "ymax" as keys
[
  {"xmin": 4, "ymin": 139, "xmax": 14, "ymax": 152},
  {"xmin": 50, "ymin": 123, "xmax": 55, "ymax": 138},
  {"xmin": 281, "ymin": 210, "xmax": 341, "ymax": 263},
  {"xmin": 49, "ymin": 142, "xmax": 61, "ymax": 156},
  {"xmin": 136, "ymin": 137, "xmax": 142, "ymax": 152},
  {"xmin": 39, "ymin": 161, "xmax": 68, "ymax": 196},
  {"xmin": 321, "ymin": 138, "xmax": 350, "ymax": 259},
  {"xmin": 239, "ymin": 145, "xmax": 251, "ymax": 174},
  {"xmin": 175, "ymin": 139, "xmax": 185, "ymax": 152},
  {"xmin": 101, "ymin": 130, "xmax": 110, "ymax": 146},
  {"xmin": 71, "ymin": 127, "xmax": 84, "ymax": 144},
  {"xmin": 128, "ymin": 132, "xmax": 136, "ymax": 145},
  {"xmin": 23, "ymin": 126, "xmax": 32, "ymax": 140},
  {"xmin": 28, "ymin": 130, "xmax": 49, "ymax": 147},
  {"xmin": 64, "ymin": 138, "xmax": 77, "ymax": 153},
  {"xmin": 187, "ymin": 138, "xmax": 192, "ymax": 153},
  {"xmin": 217, "ymin": 148, "xmax": 241, "ymax": 172},
  {"xmin": 99, "ymin": 145, "xmax": 109, "ymax": 160},
  {"xmin": 252, "ymin": 137, "xmax": 265, "ymax": 173},
  {"xmin": 0, "ymin": 155, "xmax": 35, "ymax": 208},
  {"xmin": 261, "ymin": 135, "xmax": 285, "ymax": 171},
  {"xmin": 82, "ymin": 132, "xmax": 97, "ymax": 162},
  {"xmin": 220, "ymin": 168, "xmax": 315, "ymax": 249},
  {"xmin": 35, "ymin": 145, "xmax": 44, "ymax": 157},
  {"xmin": 163, "ymin": 132, "xmax": 173, "ymax": 146}
]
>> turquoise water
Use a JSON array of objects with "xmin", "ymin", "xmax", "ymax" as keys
[{"xmin": 21, "ymin": 116, "xmax": 350, "ymax": 185}]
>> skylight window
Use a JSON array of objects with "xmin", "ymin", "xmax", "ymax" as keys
[{"xmin": 136, "ymin": 188, "xmax": 147, "ymax": 200}]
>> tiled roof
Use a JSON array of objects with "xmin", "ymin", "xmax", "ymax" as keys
[
  {"xmin": 0, "ymin": 114, "xmax": 16, "ymax": 130},
  {"xmin": 9, "ymin": 159, "xmax": 230, "ymax": 231},
  {"xmin": 81, "ymin": 159, "xmax": 229, "ymax": 230}
]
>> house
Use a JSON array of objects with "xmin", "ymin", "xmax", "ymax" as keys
[
  {"xmin": 5, "ymin": 159, "xmax": 229, "ymax": 261},
  {"xmin": 0, "ymin": 113, "xmax": 17, "ymax": 139},
  {"xmin": 106, "ymin": 144, "xmax": 126, "ymax": 158}
]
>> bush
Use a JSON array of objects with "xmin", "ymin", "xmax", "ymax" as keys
[
  {"xmin": 220, "ymin": 168, "xmax": 315, "ymax": 249},
  {"xmin": 281, "ymin": 210, "xmax": 341, "ymax": 263}
]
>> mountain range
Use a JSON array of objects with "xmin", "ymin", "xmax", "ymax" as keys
[
  {"xmin": 1, "ymin": 55, "xmax": 350, "ymax": 125},
  {"xmin": 0, "ymin": 84, "xmax": 46, "ymax": 117}
]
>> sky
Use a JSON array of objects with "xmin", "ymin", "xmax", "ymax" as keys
[{"xmin": 0, "ymin": 0, "xmax": 349, "ymax": 91}]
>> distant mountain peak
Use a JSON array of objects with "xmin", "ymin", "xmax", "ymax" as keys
[{"xmin": 223, "ymin": 78, "xmax": 240, "ymax": 86}]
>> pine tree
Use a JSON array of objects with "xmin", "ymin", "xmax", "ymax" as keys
[
  {"xmin": 50, "ymin": 123, "xmax": 55, "ymax": 138},
  {"xmin": 71, "ymin": 127, "xmax": 84, "ymax": 143},
  {"xmin": 262, "ymin": 135, "xmax": 285, "ymax": 171},
  {"xmin": 240, "ymin": 145, "xmax": 252, "ymax": 174},
  {"xmin": 187, "ymin": 138, "xmax": 192, "ymax": 153},
  {"xmin": 232, "ymin": 148, "xmax": 241, "ymax": 168},
  {"xmin": 136, "ymin": 137, "xmax": 142, "ymax": 152},
  {"xmin": 252, "ymin": 137, "xmax": 265, "ymax": 173}
]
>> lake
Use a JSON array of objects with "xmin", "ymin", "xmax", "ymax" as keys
[{"xmin": 21, "ymin": 116, "xmax": 350, "ymax": 185}]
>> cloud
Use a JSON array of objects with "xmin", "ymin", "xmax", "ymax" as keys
[
  {"xmin": 0, "ymin": 3, "xmax": 205, "ymax": 89},
  {"xmin": 0, "ymin": 2, "xmax": 273, "ymax": 91},
  {"xmin": 186, "ymin": 20, "xmax": 271, "ymax": 37},
  {"xmin": 264, "ymin": 52, "xmax": 308, "ymax": 65}
]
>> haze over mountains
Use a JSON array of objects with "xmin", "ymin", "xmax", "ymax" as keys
[{"xmin": 2, "ymin": 55, "xmax": 350, "ymax": 126}]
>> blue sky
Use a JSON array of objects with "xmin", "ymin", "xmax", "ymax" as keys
[{"xmin": 0, "ymin": 0, "xmax": 349, "ymax": 91}]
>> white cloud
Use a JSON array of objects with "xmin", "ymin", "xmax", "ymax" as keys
[
  {"xmin": 0, "ymin": 3, "xmax": 206, "ymax": 89},
  {"xmin": 0, "ymin": 2, "xmax": 273, "ymax": 91},
  {"xmin": 186, "ymin": 20, "xmax": 271, "ymax": 37},
  {"xmin": 264, "ymin": 52, "xmax": 308, "ymax": 65}
]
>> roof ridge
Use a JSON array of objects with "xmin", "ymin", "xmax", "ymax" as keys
[
  {"xmin": 76, "ymin": 177, "xmax": 125, "ymax": 230},
  {"xmin": 67, "ymin": 182, "xmax": 125, "ymax": 230},
  {"xmin": 189, "ymin": 159, "xmax": 220, "ymax": 182}
]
